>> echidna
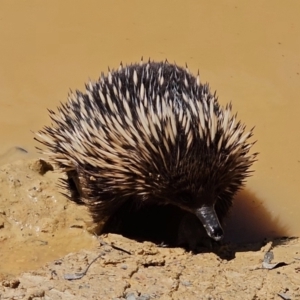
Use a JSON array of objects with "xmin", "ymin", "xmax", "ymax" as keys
[{"xmin": 35, "ymin": 59, "xmax": 257, "ymax": 243}]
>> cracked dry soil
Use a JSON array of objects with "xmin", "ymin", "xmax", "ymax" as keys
[{"xmin": 0, "ymin": 159, "xmax": 300, "ymax": 300}]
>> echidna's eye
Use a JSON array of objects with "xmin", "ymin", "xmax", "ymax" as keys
[{"xmin": 177, "ymin": 191, "xmax": 194, "ymax": 204}]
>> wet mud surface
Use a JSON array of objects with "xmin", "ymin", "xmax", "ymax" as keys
[{"xmin": 0, "ymin": 159, "xmax": 300, "ymax": 299}]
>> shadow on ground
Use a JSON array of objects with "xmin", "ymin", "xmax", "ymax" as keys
[{"xmin": 101, "ymin": 188, "xmax": 288, "ymax": 260}]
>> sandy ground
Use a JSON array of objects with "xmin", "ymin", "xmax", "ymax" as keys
[{"xmin": 0, "ymin": 158, "xmax": 300, "ymax": 300}]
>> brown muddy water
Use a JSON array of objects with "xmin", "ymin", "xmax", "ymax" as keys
[{"xmin": 0, "ymin": 1, "xmax": 300, "ymax": 274}]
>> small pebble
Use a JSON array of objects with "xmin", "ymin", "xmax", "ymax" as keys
[
  {"xmin": 137, "ymin": 294, "xmax": 151, "ymax": 300},
  {"xmin": 181, "ymin": 280, "xmax": 192, "ymax": 286},
  {"xmin": 2, "ymin": 279, "xmax": 20, "ymax": 288},
  {"xmin": 126, "ymin": 292, "xmax": 137, "ymax": 300}
]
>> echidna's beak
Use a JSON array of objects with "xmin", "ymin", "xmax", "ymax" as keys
[{"xmin": 195, "ymin": 206, "xmax": 223, "ymax": 241}]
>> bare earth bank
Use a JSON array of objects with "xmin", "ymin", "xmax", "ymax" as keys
[{"xmin": 0, "ymin": 159, "xmax": 299, "ymax": 300}]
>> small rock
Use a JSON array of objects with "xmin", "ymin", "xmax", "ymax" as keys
[
  {"xmin": 137, "ymin": 294, "xmax": 151, "ymax": 300},
  {"xmin": 181, "ymin": 280, "xmax": 192, "ymax": 286},
  {"xmin": 2, "ymin": 279, "xmax": 20, "ymax": 288},
  {"xmin": 26, "ymin": 288, "xmax": 45, "ymax": 300},
  {"xmin": 126, "ymin": 292, "xmax": 137, "ymax": 300},
  {"xmin": 30, "ymin": 159, "xmax": 53, "ymax": 175}
]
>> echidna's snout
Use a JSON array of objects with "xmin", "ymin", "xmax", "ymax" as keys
[{"xmin": 195, "ymin": 206, "xmax": 223, "ymax": 241}]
